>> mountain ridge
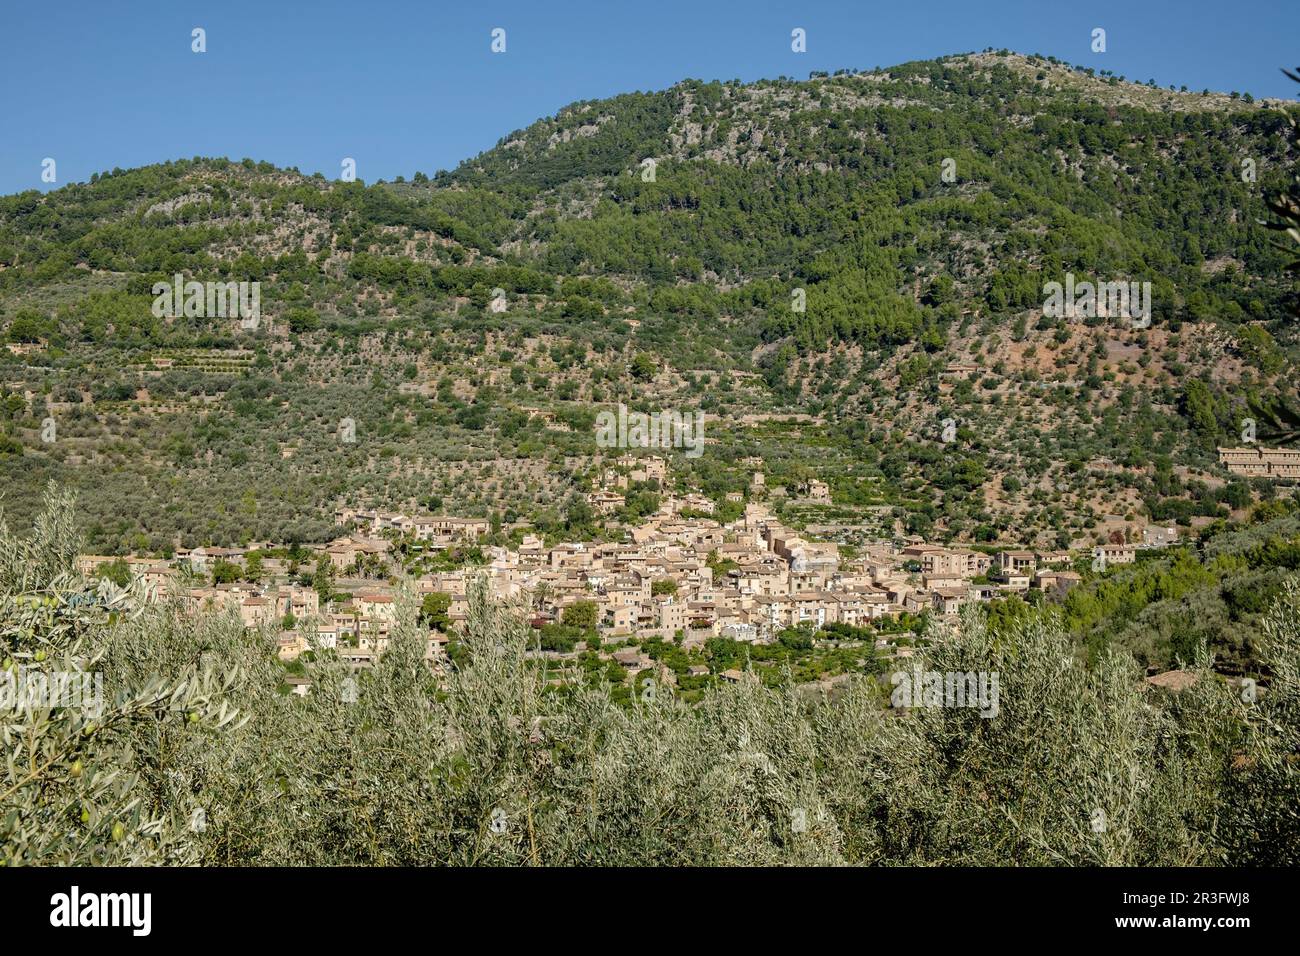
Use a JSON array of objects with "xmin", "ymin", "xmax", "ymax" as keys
[{"xmin": 0, "ymin": 50, "xmax": 1296, "ymax": 554}]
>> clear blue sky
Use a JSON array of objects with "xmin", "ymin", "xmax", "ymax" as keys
[{"xmin": 2, "ymin": 0, "xmax": 1297, "ymax": 196}]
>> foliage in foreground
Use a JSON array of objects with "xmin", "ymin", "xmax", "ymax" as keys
[{"xmin": 2, "ymin": 488, "xmax": 1297, "ymax": 865}]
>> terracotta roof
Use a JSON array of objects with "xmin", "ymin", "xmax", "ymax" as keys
[{"xmin": 1144, "ymin": 670, "xmax": 1199, "ymax": 692}]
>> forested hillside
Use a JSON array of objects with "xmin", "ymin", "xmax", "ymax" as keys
[{"xmin": 0, "ymin": 51, "xmax": 1296, "ymax": 552}]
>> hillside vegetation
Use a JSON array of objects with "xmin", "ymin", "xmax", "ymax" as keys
[{"xmin": 0, "ymin": 51, "xmax": 1297, "ymax": 553}]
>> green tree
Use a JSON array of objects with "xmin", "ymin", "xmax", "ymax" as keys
[
  {"xmin": 420, "ymin": 591, "xmax": 452, "ymax": 632},
  {"xmin": 630, "ymin": 353, "xmax": 657, "ymax": 381},
  {"xmin": 96, "ymin": 558, "xmax": 132, "ymax": 588},
  {"xmin": 561, "ymin": 599, "xmax": 599, "ymax": 631},
  {"xmin": 312, "ymin": 556, "xmax": 335, "ymax": 604},
  {"xmin": 211, "ymin": 559, "xmax": 241, "ymax": 586}
]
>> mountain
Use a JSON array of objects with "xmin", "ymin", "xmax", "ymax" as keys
[{"xmin": 0, "ymin": 50, "xmax": 1296, "ymax": 553}]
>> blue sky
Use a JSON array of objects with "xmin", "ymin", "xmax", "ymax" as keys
[{"xmin": 2, "ymin": 0, "xmax": 1297, "ymax": 195}]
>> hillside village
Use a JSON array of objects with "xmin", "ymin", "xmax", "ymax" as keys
[
  {"xmin": 4, "ymin": 20, "xmax": 1300, "ymax": 876},
  {"xmin": 73, "ymin": 451, "xmax": 1191, "ymax": 693}
]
